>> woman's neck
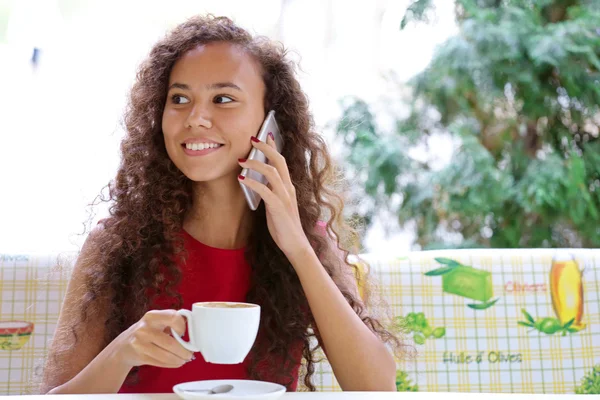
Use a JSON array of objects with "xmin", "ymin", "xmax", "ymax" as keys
[{"xmin": 183, "ymin": 179, "xmax": 253, "ymax": 249}]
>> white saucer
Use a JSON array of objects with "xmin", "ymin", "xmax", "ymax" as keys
[{"xmin": 173, "ymin": 379, "xmax": 286, "ymax": 400}]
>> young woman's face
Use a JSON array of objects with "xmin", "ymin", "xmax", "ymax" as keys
[{"xmin": 162, "ymin": 42, "xmax": 266, "ymax": 183}]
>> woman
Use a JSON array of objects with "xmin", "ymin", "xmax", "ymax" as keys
[{"xmin": 41, "ymin": 15, "xmax": 400, "ymax": 394}]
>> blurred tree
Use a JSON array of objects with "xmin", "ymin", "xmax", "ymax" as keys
[{"xmin": 336, "ymin": 0, "xmax": 600, "ymax": 249}]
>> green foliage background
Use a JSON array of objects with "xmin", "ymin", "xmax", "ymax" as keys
[{"xmin": 336, "ymin": 0, "xmax": 600, "ymax": 249}]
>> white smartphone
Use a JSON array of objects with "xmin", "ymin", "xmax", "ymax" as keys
[{"xmin": 239, "ymin": 110, "xmax": 285, "ymax": 211}]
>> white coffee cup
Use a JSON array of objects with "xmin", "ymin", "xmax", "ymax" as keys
[{"xmin": 170, "ymin": 302, "xmax": 260, "ymax": 364}]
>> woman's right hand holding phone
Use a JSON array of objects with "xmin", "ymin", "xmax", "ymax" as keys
[{"xmin": 114, "ymin": 309, "xmax": 194, "ymax": 368}]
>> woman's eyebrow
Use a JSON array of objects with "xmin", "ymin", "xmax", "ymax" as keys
[
  {"xmin": 167, "ymin": 82, "xmax": 242, "ymax": 91},
  {"xmin": 168, "ymin": 83, "xmax": 190, "ymax": 91},
  {"xmin": 207, "ymin": 82, "xmax": 242, "ymax": 91}
]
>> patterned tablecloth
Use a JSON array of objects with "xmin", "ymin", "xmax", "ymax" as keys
[{"xmin": 1, "ymin": 249, "xmax": 599, "ymax": 394}]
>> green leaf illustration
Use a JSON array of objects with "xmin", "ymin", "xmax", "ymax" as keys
[
  {"xmin": 521, "ymin": 308, "xmax": 535, "ymax": 324},
  {"xmin": 563, "ymin": 318, "xmax": 575, "ymax": 329},
  {"xmin": 467, "ymin": 297, "xmax": 500, "ymax": 310},
  {"xmin": 434, "ymin": 257, "xmax": 461, "ymax": 267},
  {"xmin": 424, "ymin": 266, "xmax": 457, "ymax": 276}
]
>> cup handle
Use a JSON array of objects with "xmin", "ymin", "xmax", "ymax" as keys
[{"xmin": 170, "ymin": 309, "xmax": 199, "ymax": 352}]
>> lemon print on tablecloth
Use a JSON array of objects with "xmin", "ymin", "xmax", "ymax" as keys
[
  {"xmin": 550, "ymin": 253, "xmax": 585, "ymax": 331},
  {"xmin": 518, "ymin": 253, "xmax": 586, "ymax": 336}
]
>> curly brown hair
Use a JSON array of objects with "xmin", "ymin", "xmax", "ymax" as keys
[{"xmin": 46, "ymin": 15, "xmax": 403, "ymax": 391}]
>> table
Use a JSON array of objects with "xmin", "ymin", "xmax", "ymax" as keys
[{"xmin": 2, "ymin": 393, "xmax": 583, "ymax": 399}]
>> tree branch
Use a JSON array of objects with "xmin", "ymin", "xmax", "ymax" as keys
[{"xmin": 542, "ymin": 0, "xmax": 579, "ymax": 24}]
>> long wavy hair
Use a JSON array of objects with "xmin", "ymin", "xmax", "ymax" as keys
[{"xmin": 44, "ymin": 15, "xmax": 403, "ymax": 391}]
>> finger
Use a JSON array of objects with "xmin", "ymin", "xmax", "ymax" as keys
[
  {"xmin": 238, "ymin": 159, "xmax": 288, "ymax": 200},
  {"xmin": 251, "ymin": 136, "xmax": 291, "ymax": 184},
  {"xmin": 144, "ymin": 310, "xmax": 186, "ymax": 336},
  {"xmin": 265, "ymin": 133, "xmax": 295, "ymax": 195},
  {"xmin": 150, "ymin": 329, "xmax": 194, "ymax": 362},
  {"xmin": 141, "ymin": 345, "xmax": 188, "ymax": 368},
  {"xmin": 169, "ymin": 313, "xmax": 187, "ymax": 337},
  {"xmin": 238, "ymin": 174, "xmax": 281, "ymax": 206}
]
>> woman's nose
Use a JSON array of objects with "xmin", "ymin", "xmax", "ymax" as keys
[{"xmin": 185, "ymin": 106, "xmax": 212, "ymax": 129}]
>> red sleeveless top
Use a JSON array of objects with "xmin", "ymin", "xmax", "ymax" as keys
[{"xmin": 118, "ymin": 229, "xmax": 303, "ymax": 393}]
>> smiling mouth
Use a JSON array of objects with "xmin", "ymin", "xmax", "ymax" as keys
[
  {"xmin": 181, "ymin": 143, "xmax": 224, "ymax": 157},
  {"xmin": 182, "ymin": 143, "xmax": 224, "ymax": 151}
]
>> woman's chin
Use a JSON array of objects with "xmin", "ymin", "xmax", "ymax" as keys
[{"xmin": 184, "ymin": 170, "xmax": 238, "ymax": 184}]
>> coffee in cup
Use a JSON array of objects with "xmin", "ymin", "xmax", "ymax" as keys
[{"xmin": 201, "ymin": 302, "xmax": 255, "ymax": 309}]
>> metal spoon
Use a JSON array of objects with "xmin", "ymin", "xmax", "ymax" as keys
[{"xmin": 183, "ymin": 384, "xmax": 234, "ymax": 395}]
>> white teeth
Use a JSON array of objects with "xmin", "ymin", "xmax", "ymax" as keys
[{"xmin": 185, "ymin": 143, "xmax": 222, "ymax": 151}]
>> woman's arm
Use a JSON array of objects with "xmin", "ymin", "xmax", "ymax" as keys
[
  {"xmin": 287, "ymin": 245, "xmax": 397, "ymax": 391},
  {"xmin": 237, "ymin": 138, "xmax": 396, "ymax": 390},
  {"xmin": 45, "ymin": 338, "xmax": 133, "ymax": 394},
  {"xmin": 42, "ymin": 225, "xmax": 193, "ymax": 394},
  {"xmin": 41, "ymin": 226, "xmax": 132, "ymax": 394}
]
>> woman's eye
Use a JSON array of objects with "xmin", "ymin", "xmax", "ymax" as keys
[
  {"xmin": 214, "ymin": 95, "xmax": 234, "ymax": 104},
  {"xmin": 171, "ymin": 95, "xmax": 190, "ymax": 105}
]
